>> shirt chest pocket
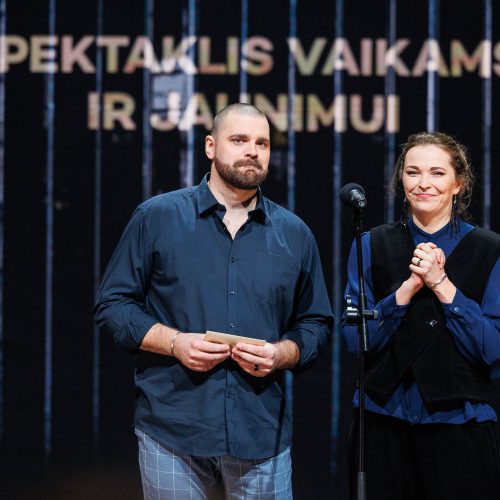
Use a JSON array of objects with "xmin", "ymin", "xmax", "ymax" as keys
[{"xmin": 253, "ymin": 252, "xmax": 299, "ymax": 306}]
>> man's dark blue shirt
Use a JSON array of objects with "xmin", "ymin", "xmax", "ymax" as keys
[{"xmin": 95, "ymin": 175, "xmax": 333, "ymax": 459}]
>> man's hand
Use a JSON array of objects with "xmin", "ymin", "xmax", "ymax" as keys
[
  {"xmin": 174, "ymin": 333, "xmax": 231, "ymax": 372},
  {"xmin": 231, "ymin": 340, "xmax": 300, "ymax": 377},
  {"xmin": 140, "ymin": 325, "xmax": 230, "ymax": 372}
]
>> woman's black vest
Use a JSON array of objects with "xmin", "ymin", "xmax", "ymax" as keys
[{"xmin": 365, "ymin": 222, "xmax": 500, "ymax": 407}]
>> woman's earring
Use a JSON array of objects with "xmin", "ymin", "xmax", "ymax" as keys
[
  {"xmin": 451, "ymin": 195, "xmax": 458, "ymax": 236},
  {"xmin": 400, "ymin": 197, "xmax": 409, "ymax": 231}
]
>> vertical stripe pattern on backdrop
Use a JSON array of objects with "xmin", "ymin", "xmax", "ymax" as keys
[
  {"xmin": 0, "ymin": 0, "xmax": 6, "ymax": 441},
  {"xmin": 384, "ymin": 0, "xmax": 397, "ymax": 223},
  {"xmin": 143, "ymin": 0, "xmax": 154, "ymax": 200},
  {"xmin": 44, "ymin": 0, "xmax": 57, "ymax": 462},
  {"xmin": 285, "ymin": 0, "xmax": 298, "ymax": 408},
  {"xmin": 426, "ymin": 0, "xmax": 440, "ymax": 132},
  {"xmin": 239, "ymin": 0, "xmax": 248, "ymax": 100},
  {"xmin": 482, "ymin": 0, "xmax": 492, "ymax": 230},
  {"xmin": 180, "ymin": 0, "xmax": 197, "ymax": 187},
  {"xmin": 330, "ymin": 0, "xmax": 344, "ymax": 476},
  {"xmin": 92, "ymin": 0, "xmax": 104, "ymax": 450}
]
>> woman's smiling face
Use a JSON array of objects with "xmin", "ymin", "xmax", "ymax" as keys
[{"xmin": 402, "ymin": 145, "xmax": 462, "ymax": 222}]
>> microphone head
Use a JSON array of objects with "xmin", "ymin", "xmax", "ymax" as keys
[{"xmin": 339, "ymin": 183, "xmax": 367, "ymax": 208}]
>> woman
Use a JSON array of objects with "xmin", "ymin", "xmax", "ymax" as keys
[{"xmin": 342, "ymin": 132, "xmax": 500, "ymax": 500}]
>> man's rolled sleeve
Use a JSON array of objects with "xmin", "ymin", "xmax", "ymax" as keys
[
  {"xmin": 98, "ymin": 306, "xmax": 158, "ymax": 354},
  {"xmin": 282, "ymin": 322, "xmax": 332, "ymax": 371},
  {"xmin": 282, "ymin": 233, "xmax": 333, "ymax": 372},
  {"xmin": 94, "ymin": 205, "xmax": 158, "ymax": 355}
]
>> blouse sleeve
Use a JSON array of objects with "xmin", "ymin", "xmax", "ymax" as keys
[
  {"xmin": 341, "ymin": 232, "xmax": 409, "ymax": 356},
  {"xmin": 441, "ymin": 257, "xmax": 500, "ymax": 366}
]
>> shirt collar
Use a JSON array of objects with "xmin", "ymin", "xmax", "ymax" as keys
[
  {"xmin": 196, "ymin": 173, "xmax": 221, "ymax": 216},
  {"xmin": 248, "ymin": 191, "xmax": 267, "ymax": 224},
  {"xmin": 196, "ymin": 173, "xmax": 267, "ymax": 224},
  {"xmin": 408, "ymin": 217, "xmax": 454, "ymax": 240}
]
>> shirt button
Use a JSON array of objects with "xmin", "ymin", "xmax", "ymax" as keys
[
  {"xmin": 231, "ymin": 257, "xmax": 237, "ymax": 262},
  {"xmin": 229, "ymin": 290, "xmax": 235, "ymax": 295},
  {"xmin": 453, "ymin": 306, "xmax": 460, "ymax": 313},
  {"xmin": 229, "ymin": 323, "xmax": 235, "ymax": 328},
  {"xmin": 429, "ymin": 319, "xmax": 437, "ymax": 327},
  {"xmin": 227, "ymin": 392, "xmax": 233, "ymax": 399}
]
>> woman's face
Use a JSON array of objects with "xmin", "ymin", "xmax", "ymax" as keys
[{"xmin": 402, "ymin": 145, "xmax": 461, "ymax": 222}]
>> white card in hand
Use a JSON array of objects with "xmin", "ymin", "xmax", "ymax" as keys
[{"xmin": 204, "ymin": 330, "xmax": 266, "ymax": 347}]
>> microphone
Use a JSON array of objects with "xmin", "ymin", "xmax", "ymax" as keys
[{"xmin": 339, "ymin": 183, "xmax": 367, "ymax": 208}]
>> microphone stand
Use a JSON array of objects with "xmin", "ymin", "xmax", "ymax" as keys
[{"xmin": 345, "ymin": 206, "xmax": 378, "ymax": 500}]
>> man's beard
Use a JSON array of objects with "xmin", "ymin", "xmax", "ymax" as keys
[{"xmin": 214, "ymin": 157, "xmax": 268, "ymax": 190}]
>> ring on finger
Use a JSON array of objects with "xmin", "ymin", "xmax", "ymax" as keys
[
  {"xmin": 416, "ymin": 257, "xmax": 423, "ymax": 267},
  {"xmin": 254, "ymin": 364, "xmax": 260, "ymax": 371}
]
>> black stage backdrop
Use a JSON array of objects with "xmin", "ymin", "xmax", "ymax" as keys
[{"xmin": 1, "ymin": 1, "xmax": 499, "ymax": 498}]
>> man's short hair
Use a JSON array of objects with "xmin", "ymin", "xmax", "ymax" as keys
[{"xmin": 210, "ymin": 103, "xmax": 267, "ymax": 137}]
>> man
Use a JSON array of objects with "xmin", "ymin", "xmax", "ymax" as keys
[{"xmin": 95, "ymin": 103, "xmax": 333, "ymax": 499}]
